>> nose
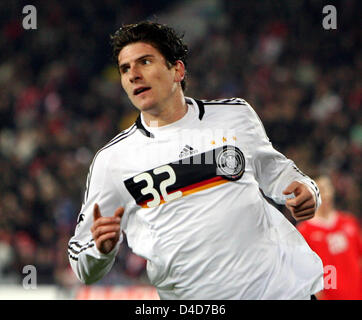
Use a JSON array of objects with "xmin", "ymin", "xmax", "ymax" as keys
[{"xmin": 129, "ymin": 65, "xmax": 142, "ymax": 83}]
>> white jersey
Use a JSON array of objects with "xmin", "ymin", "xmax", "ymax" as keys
[{"xmin": 68, "ymin": 97, "xmax": 324, "ymax": 299}]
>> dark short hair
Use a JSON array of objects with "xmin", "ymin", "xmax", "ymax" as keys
[{"xmin": 110, "ymin": 21, "xmax": 188, "ymax": 91}]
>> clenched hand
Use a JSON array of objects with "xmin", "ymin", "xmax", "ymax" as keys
[
  {"xmin": 91, "ymin": 203, "xmax": 124, "ymax": 254},
  {"xmin": 283, "ymin": 181, "xmax": 316, "ymax": 221}
]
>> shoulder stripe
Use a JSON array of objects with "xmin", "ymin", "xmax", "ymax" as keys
[
  {"xmin": 102, "ymin": 124, "xmax": 137, "ymax": 151},
  {"xmin": 202, "ymin": 97, "xmax": 247, "ymax": 105},
  {"xmin": 83, "ymin": 124, "xmax": 137, "ymax": 204},
  {"xmin": 107, "ymin": 124, "xmax": 137, "ymax": 144}
]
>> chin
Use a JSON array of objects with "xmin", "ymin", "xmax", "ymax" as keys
[
  {"xmin": 136, "ymin": 102, "xmax": 155, "ymax": 112},
  {"xmin": 133, "ymin": 97, "xmax": 157, "ymax": 112}
]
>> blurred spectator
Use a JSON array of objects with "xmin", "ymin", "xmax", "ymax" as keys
[{"xmin": 297, "ymin": 176, "xmax": 362, "ymax": 300}]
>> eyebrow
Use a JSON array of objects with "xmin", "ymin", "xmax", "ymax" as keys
[{"xmin": 119, "ymin": 54, "xmax": 155, "ymax": 70}]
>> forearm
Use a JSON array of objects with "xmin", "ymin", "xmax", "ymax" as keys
[
  {"xmin": 69, "ymin": 239, "xmax": 120, "ymax": 284},
  {"xmin": 264, "ymin": 160, "xmax": 321, "ymax": 207}
]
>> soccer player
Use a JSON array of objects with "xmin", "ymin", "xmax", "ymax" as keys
[
  {"xmin": 297, "ymin": 175, "xmax": 362, "ymax": 300},
  {"xmin": 68, "ymin": 21, "xmax": 324, "ymax": 299}
]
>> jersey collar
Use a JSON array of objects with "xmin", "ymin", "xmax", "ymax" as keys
[{"xmin": 135, "ymin": 97, "xmax": 205, "ymax": 138}]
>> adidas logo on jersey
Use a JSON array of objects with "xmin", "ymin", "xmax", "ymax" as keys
[{"xmin": 179, "ymin": 145, "xmax": 198, "ymax": 158}]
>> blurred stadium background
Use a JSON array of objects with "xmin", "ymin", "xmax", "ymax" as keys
[{"xmin": 0, "ymin": 0, "xmax": 360, "ymax": 299}]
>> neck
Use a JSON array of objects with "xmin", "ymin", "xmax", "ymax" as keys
[
  {"xmin": 142, "ymin": 90, "xmax": 187, "ymax": 127},
  {"xmin": 315, "ymin": 205, "xmax": 336, "ymax": 220}
]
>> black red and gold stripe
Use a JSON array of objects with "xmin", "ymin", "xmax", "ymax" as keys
[{"xmin": 124, "ymin": 145, "xmax": 245, "ymax": 208}]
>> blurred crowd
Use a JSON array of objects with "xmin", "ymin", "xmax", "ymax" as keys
[{"xmin": 0, "ymin": 0, "xmax": 360, "ymax": 288}]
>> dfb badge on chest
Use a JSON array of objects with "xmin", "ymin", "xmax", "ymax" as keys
[{"xmin": 215, "ymin": 146, "xmax": 245, "ymax": 181}]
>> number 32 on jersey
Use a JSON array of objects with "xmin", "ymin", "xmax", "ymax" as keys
[{"xmin": 131, "ymin": 165, "xmax": 182, "ymax": 208}]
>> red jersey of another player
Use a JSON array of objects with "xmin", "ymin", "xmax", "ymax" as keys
[{"xmin": 297, "ymin": 211, "xmax": 362, "ymax": 300}]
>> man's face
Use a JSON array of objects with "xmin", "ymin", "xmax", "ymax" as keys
[
  {"xmin": 118, "ymin": 42, "xmax": 181, "ymax": 113},
  {"xmin": 316, "ymin": 177, "xmax": 335, "ymax": 208}
]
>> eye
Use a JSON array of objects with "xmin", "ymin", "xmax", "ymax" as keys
[
  {"xmin": 142, "ymin": 59, "xmax": 151, "ymax": 65},
  {"xmin": 120, "ymin": 66, "xmax": 129, "ymax": 74}
]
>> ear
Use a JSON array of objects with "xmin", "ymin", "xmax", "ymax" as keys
[{"xmin": 173, "ymin": 60, "xmax": 185, "ymax": 84}]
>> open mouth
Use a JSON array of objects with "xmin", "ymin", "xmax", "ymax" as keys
[{"xmin": 134, "ymin": 87, "xmax": 151, "ymax": 96}]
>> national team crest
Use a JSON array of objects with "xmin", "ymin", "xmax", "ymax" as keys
[{"xmin": 216, "ymin": 146, "xmax": 245, "ymax": 181}]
